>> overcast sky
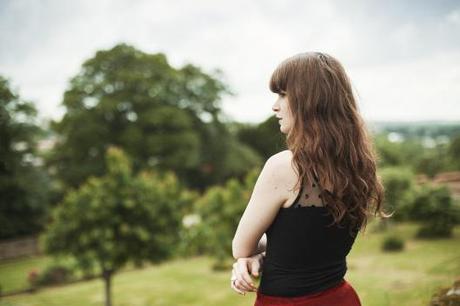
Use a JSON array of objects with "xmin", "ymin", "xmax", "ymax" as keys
[{"xmin": 1, "ymin": 0, "xmax": 459, "ymax": 125}]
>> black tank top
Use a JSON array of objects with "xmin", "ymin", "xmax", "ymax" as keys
[{"xmin": 258, "ymin": 172, "xmax": 359, "ymax": 297}]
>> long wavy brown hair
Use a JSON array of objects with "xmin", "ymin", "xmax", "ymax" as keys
[{"xmin": 270, "ymin": 52, "xmax": 393, "ymax": 237}]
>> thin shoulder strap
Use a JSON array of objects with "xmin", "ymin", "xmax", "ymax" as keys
[
  {"xmin": 292, "ymin": 170, "xmax": 320, "ymax": 208},
  {"xmin": 312, "ymin": 169, "xmax": 326, "ymax": 207}
]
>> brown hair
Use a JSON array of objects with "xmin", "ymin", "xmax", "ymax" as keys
[{"xmin": 270, "ymin": 52, "xmax": 393, "ymax": 236}]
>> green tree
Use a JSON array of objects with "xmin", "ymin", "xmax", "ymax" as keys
[
  {"xmin": 373, "ymin": 131, "xmax": 457, "ymax": 176},
  {"xmin": 44, "ymin": 147, "xmax": 185, "ymax": 306},
  {"xmin": 374, "ymin": 134, "xmax": 406, "ymax": 167},
  {"xmin": 235, "ymin": 116, "xmax": 286, "ymax": 161},
  {"xmin": 374, "ymin": 133, "xmax": 427, "ymax": 169},
  {"xmin": 407, "ymin": 184, "xmax": 460, "ymax": 238},
  {"xmin": 47, "ymin": 43, "xmax": 257, "ymax": 192},
  {"xmin": 380, "ymin": 167, "xmax": 416, "ymax": 223},
  {"xmin": 206, "ymin": 120, "xmax": 263, "ymax": 184},
  {"xmin": 0, "ymin": 76, "xmax": 49, "ymax": 239}
]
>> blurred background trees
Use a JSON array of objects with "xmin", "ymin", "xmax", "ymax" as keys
[
  {"xmin": 45, "ymin": 43, "xmax": 262, "ymax": 198},
  {"xmin": 1, "ymin": 43, "xmax": 459, "ymax": 250},
  {"xmin": 177, "ymin": 167, "xmax": 259, "ymax": 269},
  {"xmin": 0, "ymin": 76, "xmax": 50, "ymax": 240}
]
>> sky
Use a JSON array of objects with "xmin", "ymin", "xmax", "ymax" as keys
[{"xmin": 0, "ymin": 0, "xmax": 459, "ymax": 125}]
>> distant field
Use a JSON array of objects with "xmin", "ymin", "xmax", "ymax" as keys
[{"xmin": 0, "ymin": 221, "xmax": 459, "ymax": 306}]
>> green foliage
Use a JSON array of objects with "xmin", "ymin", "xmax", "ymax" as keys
[
  {"xmin": 190, "ymin": 121, "xmax": 263, "ymax": 190},
  {"xmin": 381, "ymin": 235, "xmax": 405, "ymax": 252},
  {"xmin": 448, "ymin": 134, "xmax": 460, "ymax": 170},
  {"xmin": 415, "ymin": 141, "xmax": 452, "ymax": 177},
  {"xmin": 379, "ymin": 167, "xmax": 416, "ymax": 221},
  {"xmin": 235, "ymin": 116, "xmax": 286, "ymax": 160},
  {"xmin": 179, "ymin": 167, "xmax": 259, "ymax": 266},
  {"xmin": 373, "ymin": 130, "xmax": 459, "ymax": 176},
  {"xmin": 374, "ymin": 134, "xmax": 421, "ymax": 167},
  {"xmin": 43, "ymin": 147, "xmax": 186, "ymax": 305},
  {"xmin": 406, "ymin": 184, "xmax": 460, "ymax": 238},
  {"xmin": 353, "ymin": 164, "xmax": 460, "ymax": 240},
  {"xmin": 44, "ymin": 146, "xmax": 185, "ymax": 269},
  {"xmin": 47, "ymin": 43, "xmax": 256, "ymax": 193},
  {"xmin": 0, "ymin": 75, "xmax": 50, "ymax": 239}
]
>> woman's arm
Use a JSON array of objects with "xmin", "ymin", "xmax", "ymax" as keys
[
  {"xmin": 232, "ymin": 151, "xmax": 292, "ymax": 259},
  {"xmin": 253, "ymin": 233, "xmax": 267, "ymax": 255}
]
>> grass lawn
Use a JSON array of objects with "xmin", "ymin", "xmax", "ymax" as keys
[
  {"xmin": 0, "ymin": 221, "xmax": 459, "ymax": 306},
  {"xmin": 0, "ymin": 256, "xmax": 51, "ymax": 293}
]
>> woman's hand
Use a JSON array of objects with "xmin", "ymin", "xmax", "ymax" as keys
[{"xmin": 230, "ymin": 252, "xmax": 264, "ymax": 295}]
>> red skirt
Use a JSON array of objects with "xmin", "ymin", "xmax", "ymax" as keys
[{"xmin": 254, "ymin": 279, "xmax": 362, "ymax": 306}]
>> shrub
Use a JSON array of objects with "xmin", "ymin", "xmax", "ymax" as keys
[
  {"xmin": 416, "ymin": 222, "xmax": 455, "ymax": 239},
  {"xmin": 408, "ymin": 184, "xmax": 460, "ymax": 239},
  {"xmin": 191, "ymin": 168, "xmax": 259, "ymax": 268},
  {"xmin": 35, "ymin": 265, "xmax": 74, "ymax": 286},
  {"xmin": 382, "ymin": 235, "xmax": 405, "ymax": 252}
]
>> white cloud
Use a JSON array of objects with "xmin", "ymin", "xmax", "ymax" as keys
[
  {"xmin": 351, "ymin": 51, "xmax": 460, "ymax": 121},
  {"xmin": 0, "ymin": 0, "xmax": 459, "ymax": 124}
]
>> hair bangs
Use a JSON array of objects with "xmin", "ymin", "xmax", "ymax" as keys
[{"xmin": 269, "ymin": 61, "xmax": 289, "ymax": 94}]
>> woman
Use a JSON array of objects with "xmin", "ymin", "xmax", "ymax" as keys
[{"xmin": 230, "ymin": 52, "xmax": 392, "ymax": 306}]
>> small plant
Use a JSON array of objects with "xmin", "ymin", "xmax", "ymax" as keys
[
  {"xmin": 27, "ymin": 268, "xmax": 40, "ymax": 288},
  {"xmin": 381, "ymin": 235, "xmax": 405, "ymax": 252}
]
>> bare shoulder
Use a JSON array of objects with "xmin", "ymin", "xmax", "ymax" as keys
[
  {"xmin": 265, "ymin": 150, "xmax": 298, "ymax": 188},
  {"xmin": 266, "ymin": 150, "xmax": 294, "ymax": 170}
]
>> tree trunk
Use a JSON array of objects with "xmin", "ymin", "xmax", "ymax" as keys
[{"xmin": 102, "ymin": 269, "xmax": 113, "ymax": 306}]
